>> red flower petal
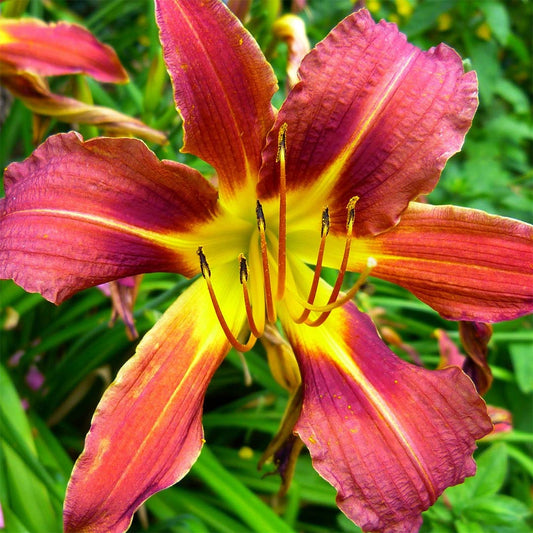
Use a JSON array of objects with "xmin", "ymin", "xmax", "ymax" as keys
[
  {"xmin": 1, "ymin": 132, "xmax": 218, "ymax": 303},
  {"xmin": 339, "ymin": 203, "xmax": 533, "ymax": 322},
  {"xmin": 258, "ymin": 9, "xmax": 477, "ymax": 236},
  {"xmin": 64, "ymin": 279, "xmax": 241, "ymax": 532},
  {"xmin": 156, "ymin": 0, "xmax": 277, "ymax": 206},
  {"xmin": 281, "ymin": 302, "xmax": 492, "ymax": 533},
  {"xmin": 0, "ymin": 18, "xmax": 128, "ymax": 82}
]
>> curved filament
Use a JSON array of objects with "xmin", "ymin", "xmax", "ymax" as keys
[{"xmin": 197, "ymin": 247, "xmax": 257, "ymax": 352}]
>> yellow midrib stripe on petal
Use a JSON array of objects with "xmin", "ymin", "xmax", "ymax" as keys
[
  {"xmin": 96, "ymin": 281, "xmax": 235, "ymax": 508},
  {"xmin": 324, "ymin": 326, "xmax": 437, "ymax": 498},
  {"xmin": 307, "ymin": 50, "xmax": 419, "ymax": 203},
  {"xmin": 0, "ymin": 28, "xmax": 12, "ymax": 46},
  {"xmin": 12, "ymin": 208, "xmax": 196, "ymax": 251}
]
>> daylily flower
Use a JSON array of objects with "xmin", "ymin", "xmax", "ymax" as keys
[
  {"xmin": 0, "ymin": 17, "xmax": 166, "ymax": 144},
  {"xmin": 1, "ymin": 2, "xmax": 532, "ymax": 532}
]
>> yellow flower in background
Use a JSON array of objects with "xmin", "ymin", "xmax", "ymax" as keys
[
  {"xmin": 476, "ymin": 21, "xmax": 492, "ymax": 41},
  {"xmin": 395, "ymin": 0, "xmax": 413, "ymax": 18},
  {"xmin": 437, "ymin": 12, "xmax": 453, "ymax": 32},
  {"xmin": 366, "ymin": 0, "xmax": 381, "ymax": 14}
]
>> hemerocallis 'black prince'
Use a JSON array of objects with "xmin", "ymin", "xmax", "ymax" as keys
[{"xmin": 1, "ymin": 1, "xmax": 532, "ymax": 532}]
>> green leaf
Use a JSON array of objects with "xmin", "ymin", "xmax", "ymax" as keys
[
  {"xmin": 480, "ymin": 2, "xmax": 511, "ymax": 45},
  {"xmin": 509, "ymin": 343, "xmax": 533, "ymax": 393},
  {"xmin": 1, "ymin": 505, "xmax": 32, "ymax": 533},
  {"xmin": 462, "ymin": 495, "xmax": 531, "ymax": 525},
  {"xmin": 455, "ymin": 519, "xmax": 485, "ymax": 533},
  {"xmin": 493, "ymin": 79, "xmax": 530, "ymax": 114},
  {"xmin": 468, "ymin": 442, "xmax": 508, "ymax": 497},
  {"xmin": 505, "ymin": 444, "xmax": 533, "ymax": 476},
  {"xmin": 147, "ymin": 487, "xmax": 248, "ymax": 533},
  {"xmin": 0, "ymin": 365, "xmax": 62, "ymax": 532},
  {"xmin": 401, "ymin": 0, "xmax": 457, "ymax": 37},
  {"xmin": 191, "ymin": 445, "xmax": 295, "ymax": 533},
  {"xmin": 467, "ymin": 39, "xmax": 501, "ymax": 105}
]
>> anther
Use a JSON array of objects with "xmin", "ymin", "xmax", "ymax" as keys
[
  {"xmin": 305, "ymin": 196, "xmax": 359, "ymax": 327},
  {"xmin": 321, "ymin": 207, "xmax": 330, "ymax": 238},
  {"xmin": 198, "ymin": 246, "xmax": 211, "ymax": 278},
  {"xmin": 256, "ymin": 200, "xmax": 266, "ymax": 230},
  {"xmin": 239, "ymin": 254, "xmax": 263, "ymax": 338},
  {"xmin": 197, "ymin": 247, "xmax": 257, "ymax": 352},
  {"xmin": 239, "ymin": 253, "xmax": 248, "ymax": 284},
  {"xmin": 346, "ymin": 196, "xmax": 359, "ymax": 228},
  {"xmin": 256, "ymin": 200, "xmax": 276, "ymax": 323},
  {"xmin": 276, "ymin": 122, "xmax": 288, "ymax": 162},
  {"xmin": 294, "ymin": 207, "xmax": 329, "ymax": 324}
]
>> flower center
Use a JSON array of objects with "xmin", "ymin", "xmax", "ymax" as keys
[{"xmin": 197, "ymin": 125, "xmax": 376, "ymax": 352}]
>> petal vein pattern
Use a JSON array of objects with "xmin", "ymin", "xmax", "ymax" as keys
[
  {"xmin": 0, "ymin": 132, "xmax": 222, "ymax": 303},
  {"xmin": 282, "ymin": 301, "xmax": 492, "ymax": 533},
  {"xmin": 156, "ymin": 0, "xmax": 277, "ymax": 204},
  {"xmin": 64, "ymin": 278, "xmax": 244, "ymax": 532},
  {"xmin": 258, "ymin": 10, "xmax": 477, "ymax": 236}
]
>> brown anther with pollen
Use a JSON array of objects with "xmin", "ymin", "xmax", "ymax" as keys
[
  {"xmin": 294, "ymin": 207, "xmax": 330, "ymax": 324},
  {"xmin": 197, "ymin": 246, "xmax": 257, "ymax": 352},
  {"xmin": 256, "ymin": 200, "xmax": 276, "ymax": 324},
  {"xmin": 276, "ymin": 123, "xmax": 288, "ymax": 301},
  {"xmin": 288, "ymin": 197, "xmax": 377, "ymax": 326},
  {"xmin": 240, "ymin": 253, "xmax": 263, "ymax": 338},
  {"xmin": 321, "ymin": 206, "xmax": 330, "ymax": 238},
  {"xmin": 305, "ymin": 196, "xmax": 359, "ymax": 326},
  {"xmin": 197, "ymin": 246, "xmax": 211, "ymax": 278}
]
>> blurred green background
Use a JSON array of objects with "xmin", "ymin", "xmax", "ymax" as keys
[{"xmin": 1, "ymin": 0, "xmax": 532, "ymax": 532}]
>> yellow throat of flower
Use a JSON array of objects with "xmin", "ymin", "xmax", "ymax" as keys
[{"xmin": 196, "ymin": 124, "xmax": 377, "ymax": 353}]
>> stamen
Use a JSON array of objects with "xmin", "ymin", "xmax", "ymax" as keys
[
  {"xmin": 291, "ymin": 256, "xmax": 377, "ymax": 313},
  {"xmin": 276, "ymin": 123, "xmax": 288, "ymax": 301},
  {"xmin": 197, "ymin": 247, "xmax": 257, "ymax": 352},
  {"xmin": 256, "ymin": 201, "xmax": 277, "ymax": 323},
  {"xmin": 294, "ymin": 207, "xmax": 329, "ymax": 324},
  {"xmin": 306, "ymin": 196, "xmax": 359, "ymax": 327},
  {"xmin": 239, "ymin": 254, "xmax": 263, "ymax": 338}
]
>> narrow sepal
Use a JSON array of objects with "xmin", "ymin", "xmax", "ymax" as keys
[
  {"xmin": 281, "ymin": 302, "xmax": 492, "ymax": 533},
  {"xmin": 0, "ymin": 18, "xmax": 128, "ymax": 82},
  {"xmin": 63, "ymin": 280, "xmax": 238, "ymax": 532},
  {"xmin": 155, "ymin": 0, "xmax": 277, "ymax": 203},
  {"xmin": 1, "ymin": 132, "xmax": 218, "ymax": 303},
  {"xmin": 258, "ymin": 9, "xmax": 477, "ymax": 236}
]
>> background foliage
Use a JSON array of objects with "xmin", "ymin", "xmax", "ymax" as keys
[{"xmin": 1, "ymin": 0, "xmax": 531, "ymax": 532}]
